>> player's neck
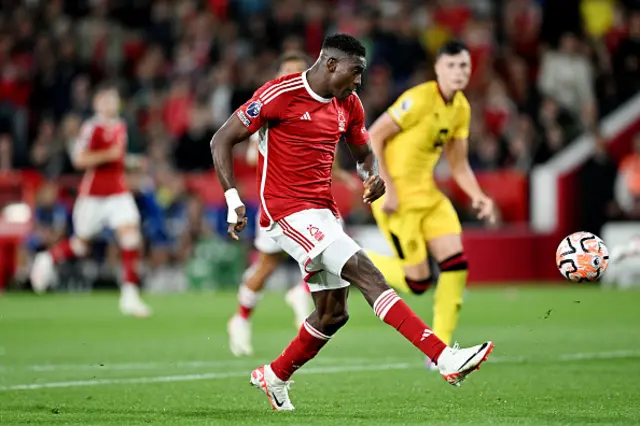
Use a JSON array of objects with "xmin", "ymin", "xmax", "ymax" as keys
[
  {"xmin": 306, "ymin": 67, "xmax": 333, "ymax": 100},
  {"xmin": 436, "ymin": 82, "xmax": 455, "ymax": 104},
  {"xmin": 96, "ymin": 114, "xmax": 118, "ymax": 125}
]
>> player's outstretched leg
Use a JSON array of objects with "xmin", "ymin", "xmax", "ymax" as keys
[
  {"xmin": 31, "ymin": 236, "xmax": 89, "ymax": 293},
  {"xmin": 342, "ymin": 250, "xmax": 493, "ymax": 387},
  {"xmin": 250, "ymin": 286, "xmax": 348, "ymax": 411},
  {"xmin": 228, "ymin": 252, "xmax": 279, "ymax": 356},
  {"xmin": 365, "ymin": 250, "xmax": 408, "ymax": 291},
  {"xmin": 116, "ymin": 225, "xmax": 151, "ymax": 318}
]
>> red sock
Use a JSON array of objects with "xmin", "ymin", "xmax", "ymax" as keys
[
  {"xmin": 374, "ymin": 289, "xmax": 447, "ymax": 363},
  {"xmin": 270, "ymin": 321, "xmax": 330, "ymax": 381},
  {"xmin": 50, "ymin": 239, "xmax": 77, "ymax": 263},
  {"xmin": 238, "ymin": 305, "xmax": 253, "ymax": 319},
  {"xmin": 237, "ymin": 284, "xmax": 260, "ymax": 319},
  {"xmin": 121, "ymin": 249, "xmax": 140, "ymax": 285}
]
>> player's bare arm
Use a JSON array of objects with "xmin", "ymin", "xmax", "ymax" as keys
[
  {"xmin": 369, "ymin": 113, "xmax": 402, "ymax": 213},
  {"xmin": 444, "ymin": 138, "xmax": 496, "ymax": 224},
  {"xmin": 347, "ymin": 142, "xmax": 385, "ymax": 204},
  {"xmin": 72, "ymin": 136, "xmax": 123, "ymax": 170},
  {"xmin": 210, "ymin": 114, "xmax": 253, "ymax": 240}
]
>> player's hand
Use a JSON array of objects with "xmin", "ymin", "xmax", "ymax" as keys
[
  {"xmin": 363, "ymin": 176, "xmax": 385, "ymax": 204},
  {"xmin": 227, "ymin": 205, "xmax": 248, "ymax": 241},
  {"xmin": 381, "ymin": 189, "xmax": 398, "ymax": 215},
  {"xmin": 472, "ymin": 195, "xmax": 496, "ymax": 225},
  {"xmin": 106, "ymin": 145, "xmax": 122, "ymax": 161}
]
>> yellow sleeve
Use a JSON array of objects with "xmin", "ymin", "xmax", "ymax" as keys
[
  {"xmin": 386, "ymin": 87, "xmax": 423, "ymax": 131},
  {"xmin": 452, "ymin": 99, "xmax": 471, "ymax": 140}
]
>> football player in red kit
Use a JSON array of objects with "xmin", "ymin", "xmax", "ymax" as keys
[
  {"xmin": 211, "ymin": 34, "xmax": 493, "ymax": 411},
  {"xmin": 31, "ymin": 83, "xmax": 151, "ymax": 318},
  {"xmin": 228, "ymin": 50, "xmax": 360, "ymax": 356}
]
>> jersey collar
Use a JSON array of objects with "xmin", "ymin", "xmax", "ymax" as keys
[
  {"xmin": 302, "ymin": 71, "xmax": 332, "ymax": 103},
  {"xmin": 436, "ymin": 82, "xmax": 455, "ymax": 106}
]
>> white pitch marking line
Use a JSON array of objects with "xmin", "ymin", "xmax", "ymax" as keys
[
  {"xmin": 1, "ymin": 357, "xmax": 375, "ymax": 372},
  {"xmin": 1, "ymin": 350, "xmax": 639, "ymax": 391},
  {"xmin": 490, "ymin": 349, "xmax": 640, "ymax": 364},
  {"xmin": 0, "ymin": 363, "xmax": 411, "ymax": 391},
  {"xmin": 28, "ymin": 360, "xmax": 267, "ymax": 372},
  {"xmin": 557, "ymin": 350, "xmax": 640, "ymax": 361}
]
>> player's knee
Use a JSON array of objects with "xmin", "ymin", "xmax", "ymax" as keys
[
  {"xmin": 118, "ymin": 231, "xmax": 141, "ymax": 250},
  {"xmin": 319, "ymin": 309, "xmax": 349, "ymax": 334},
  {"xmin": 260, "ymin": 253, "xmax": 282, "ymax": 271},
  {"xmin": 70, "ymin": 237, "xmax": 89, "ymax": 257},
  {"xmin": 405, "ymin": 276, "xmax": 433, "ymax": 295},
  {"xmin": 438, "ymin": 252, "xmax": 468, "ymax": 272}
]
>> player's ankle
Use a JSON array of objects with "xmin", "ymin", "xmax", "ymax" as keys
[
  {"xmin": 435, "ymin": 346, "xmax": 453, "ymax": 365},
  {"xmin": 267, "ymin": 364, "xmax": 288, "ymax": 383},
  {"xmin": 122, "ymin": 282, "xmax": 139, "ymax": 291},
  {"xmin": 238, "ymin": 284, "xmax": 261, "ymax": 309},
  {"xmin": 238, "ymin": 305, "xmax": 253, "ymax": 319}
]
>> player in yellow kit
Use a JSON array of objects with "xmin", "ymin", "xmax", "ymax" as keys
[{"xmin": 367, "ymin": 40, "xmax": 496, "ymax": 367}]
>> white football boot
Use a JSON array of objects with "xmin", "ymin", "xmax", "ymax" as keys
[
  {"xmin": 119, "ymin": 283, "xmax": 152, "ymax": 318},
  {"xmin": 285, "ymin": 284, "xmax": 313, "ymax": 328},
  {"xmin": 227, "ymin": 314, "xmax": 253, "ymax": 356},
  {"xmin": 30, "ymin": 251, "xmax": 54, "ymax": 294},
  {"xmin": 250, "ymin": 364, "xmax": 295, "ymax": 411},
  {"xmin": 437, "ymin": 341, "xmax": 494, "ymax": 386}
]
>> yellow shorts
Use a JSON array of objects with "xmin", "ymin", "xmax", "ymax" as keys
[{"xmin": 372, "ymin": 197, "xmax": 462, "ymax": 267}]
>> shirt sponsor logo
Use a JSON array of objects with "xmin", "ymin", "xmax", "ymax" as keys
[
  {"xmin": 236, "ymin": 110, "xmax": 251, "ymax": 127},
  {"xmin": 337, "ymin": 110, "xmax": 346, "ymax": 132}
]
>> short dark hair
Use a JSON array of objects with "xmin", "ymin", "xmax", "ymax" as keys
[
  {"xmin": 94, "ymin": 81, "xmax": 119, "ymax": 95},
  {"xmin": 436, "ymin": 40, "xmax": 469, "ymax": 58},
  {"xmin": 322, "ymin": 34, "xmax": 366, "ymax": 58},
  {"xmin": 278, "ymin": 51, "xmax": 311, "ymax": 68}
]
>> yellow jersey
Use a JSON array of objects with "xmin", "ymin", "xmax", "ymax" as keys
[{"xmin": 384, "ymin": 81, "xmax": 470, "ymax": 210}]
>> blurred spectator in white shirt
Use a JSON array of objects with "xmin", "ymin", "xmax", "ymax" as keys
[{"xmin": 538, "ymin": 32, "xmax": 597, "ymax": 128}]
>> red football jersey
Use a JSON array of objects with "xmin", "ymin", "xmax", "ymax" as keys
[
  {"xmin": 75, "ymin": 117, "xmax": 128, "ymax": 197},
  {"xmin": 235, "ymin": 72, "xmax": 369, "ymax": 228}
]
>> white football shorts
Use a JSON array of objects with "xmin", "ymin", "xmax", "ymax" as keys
[
  {"xmin": 265, "ymin": 208, "xmax": 360, "ymax": 293},
  {"xmin": 73, "ymin": 193, "xmax": 140, "ymax": 239}
]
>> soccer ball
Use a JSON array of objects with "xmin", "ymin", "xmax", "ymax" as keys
[{"xmin": 556, "ymin": 231, "xmax": 609, "ymax": 282}]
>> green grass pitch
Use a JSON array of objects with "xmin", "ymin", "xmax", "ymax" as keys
[{"xmin": 1, "ymin": 285, "xmax": 640, "ymax": 425}]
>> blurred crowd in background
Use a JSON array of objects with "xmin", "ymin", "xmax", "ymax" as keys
[{"xmin": 0, "ymin": 0, "xmax": 639, "ymax": 289}]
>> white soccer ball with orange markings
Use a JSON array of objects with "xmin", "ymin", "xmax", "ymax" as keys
[{"xmin": 556, "ymin": 232, "xmax": 609, "ymax": 282}]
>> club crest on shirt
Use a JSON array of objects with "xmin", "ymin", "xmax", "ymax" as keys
[
  {"xmin": 337, "ymin": 109, "xmax": 346, "ymax": 132},
  {"xmin": 246, "ymin": 101, "xmax": 262, "ymax": 118}
]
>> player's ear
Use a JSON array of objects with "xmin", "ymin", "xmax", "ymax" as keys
[
  {"xmin": 434, "ymin": 59, "xmax": 443, "ymax": 79},
  {"xmin": 326, "ymin": 57, "xmax": 338, "ymax": 73}
]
